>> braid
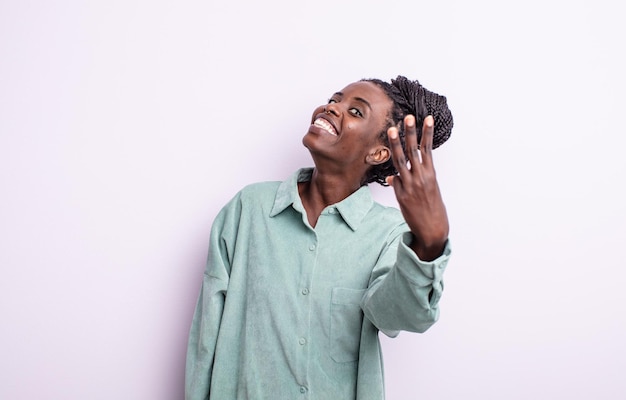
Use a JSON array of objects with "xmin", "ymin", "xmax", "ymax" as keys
[{"xmin": 362, "ymin": 76, "xmax": 454, "ymax": 186}]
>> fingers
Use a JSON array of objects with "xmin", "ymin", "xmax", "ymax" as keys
[
  {"xmin": 387, "ymin": 126, "xmax": 410, "ymax": 182},
  {"xmin": 420, "ymin": 115, "xmax": 435, "ymax": 168},
  {"xmin": 387, "ymin": 114, "xmax": 436, "ymax": 184},
  {"xmin": 404, "ymin": 115, "xmax": 420, "ymax": 166}
]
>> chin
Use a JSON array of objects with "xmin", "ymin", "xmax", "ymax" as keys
[{"xmin": 301, "ymin": 132, "xmax": 316, "ymax": 151}]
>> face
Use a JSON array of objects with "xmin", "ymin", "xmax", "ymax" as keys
[{"xmin": 303, "ymin": 81, "xmax": 393, "ymax": 170}]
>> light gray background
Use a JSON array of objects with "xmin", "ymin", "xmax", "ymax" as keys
[{"xmin": 1, "ymin": 0, "xmax": 624, "ymax": 398}]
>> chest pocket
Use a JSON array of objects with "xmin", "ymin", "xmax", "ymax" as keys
[{"xmin": 330, "ymin": 287, "xmax": 366, "ymax": 363}]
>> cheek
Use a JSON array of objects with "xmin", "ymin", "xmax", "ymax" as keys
[{"xmin": 310, "ymin": 106, "xmax": 325, "ymax": 121}]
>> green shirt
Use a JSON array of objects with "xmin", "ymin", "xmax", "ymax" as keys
[{"xmin": 185, "ymin": 168, "xmax": 451, "ymax": 400}]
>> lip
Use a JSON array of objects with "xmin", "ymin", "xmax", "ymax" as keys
[{"xmin": 311, "ymin": 113, "xmax": 339, "ymax": 137}]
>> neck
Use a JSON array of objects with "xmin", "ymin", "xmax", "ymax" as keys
[{"xmin": 298, "ymin": 168, "xmax": 364, "ymax": 228}]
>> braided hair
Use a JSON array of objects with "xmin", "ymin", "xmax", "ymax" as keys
[{"xmin": 362, "ymin": 76, "xmax": 454, "ymax": 186}]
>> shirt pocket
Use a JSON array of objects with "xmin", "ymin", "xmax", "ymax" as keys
[{"xmin": 330, "ymin": 287, "xmax": 366, "ymax": 363}]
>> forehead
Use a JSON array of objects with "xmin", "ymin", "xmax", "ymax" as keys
[{"xmin": 338, "ymin": 81, "xmax": 392, "ymax": 112}]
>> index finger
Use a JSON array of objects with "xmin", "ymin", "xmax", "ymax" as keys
[{"xmin": 387, "ymin": 126, "xmax": 410, "ymax": 181}]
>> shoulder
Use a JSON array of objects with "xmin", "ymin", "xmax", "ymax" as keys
[
  {"xmin": 222, "ymin": 180, "xmax": 282, "ymax": 213},
  {"xmin": 213, "ymin": 181, "xmax": 281, "ymax": 227},
  {"xmin": 238, "ymin": 181, "xmax": 281, "ymax": 202},
  {"xmin": 370, "ymin": 201, "xmax": 403, "ymax": 222},
  {"xmin": 367, "ymin": 201, "xmax": 408, "ymax": 237}
]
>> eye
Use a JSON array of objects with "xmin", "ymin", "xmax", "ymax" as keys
[
  {"xmin": 327, "ymin": 98, "xmax": 337, "ymax": 104},
  {"xmin": 349, "ymin": 108, "xmax": 363, "ymax": 117}
]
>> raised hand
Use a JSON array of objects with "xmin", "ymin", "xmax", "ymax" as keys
[{"xmin": 386, "ymin": 115, "xmax": 449, "ymax": 261}]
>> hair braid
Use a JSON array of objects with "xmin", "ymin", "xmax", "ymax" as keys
[{"xmin": 361, "ymin": 75, "xmax": 454, "ymax": 186}]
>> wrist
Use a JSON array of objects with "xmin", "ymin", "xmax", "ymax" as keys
[{"xmin": 409, "ymin": 235, "xmax": 447, "ymax": 261}]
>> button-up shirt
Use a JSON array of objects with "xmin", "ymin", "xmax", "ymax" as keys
[{"xmin": 185, "ymin": 168, "xmax": 451, "ymax": 400}]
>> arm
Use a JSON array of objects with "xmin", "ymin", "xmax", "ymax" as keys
[
  {"xmin": 361, "ymin": 229, "xmax": 451, "ymax": 336},
  {"xmin": 361, "ymin": 114, "xmax": 452, "ymax": 335},
  {"xmin": 185, "ymin": 196, "xmax": 240, "ymax": 400},
  {"xmin": 185, "ymin": 275, "xmax": 228, "ymax": 400}
]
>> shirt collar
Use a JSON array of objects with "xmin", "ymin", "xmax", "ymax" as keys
[{"xmin": 270, "ymin": 168, "xmax": 374, "ymax": 231}]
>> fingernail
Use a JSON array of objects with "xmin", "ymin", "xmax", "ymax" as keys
[
  {"xmin": 425, "ymin": 115, "xmax": 434, "ymax": 127},
  {"xmin": 406, "ymin": 115, "xmax": 415, "ymax": 127},
  {"xmin": 388, "ymin": 127, "xmax": 398, "ymax": 139}
]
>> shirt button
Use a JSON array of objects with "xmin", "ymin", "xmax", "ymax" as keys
[
  {"xmin": 301, "ymin": 288, "xmax": 309, "ymax": 295},
  {"xmin": 308, "ymin": 244, "xmax": 316, "ymax": 251},
  {"xmin": 300, "ymin": 386, "xmax": 307, "ymax": 394},
  {"xmin": 299, "ymin": 337, "xmax": 306, "ymax": 345},
  {"xmin": 329, "ymin": 208, "xmax": 336, "ymax": 214}
]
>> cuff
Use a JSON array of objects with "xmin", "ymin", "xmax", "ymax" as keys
[{"xmin": 395, "ymin": 232, "xmax": 451, "ymax": 285}]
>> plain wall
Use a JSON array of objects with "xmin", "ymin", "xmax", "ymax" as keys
[{"xmin": 1, "ymin": 0, "xmax": 625, "ymax": 398}]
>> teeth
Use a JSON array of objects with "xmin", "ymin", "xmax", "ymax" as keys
[{"xmin": 314, "ymin": 118, "xmax": 337, "ymax": 136}]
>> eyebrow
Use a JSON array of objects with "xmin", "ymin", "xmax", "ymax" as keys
[{"xmin": 333, "ymin": 92, "xmax": 372, "ymax": 110}]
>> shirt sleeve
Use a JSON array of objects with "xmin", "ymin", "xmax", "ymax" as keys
[
  {"xmin": 361, "ymin": 230, "xmax": 452, "ymax": 337},
  {"xmin": 185, "ymin": 194, "xmax": 241, "ymax": 400}
]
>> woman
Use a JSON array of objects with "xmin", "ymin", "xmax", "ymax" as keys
[{"xmin": 186, "ymin": 76, "xmax": 454, "ymax": 399}]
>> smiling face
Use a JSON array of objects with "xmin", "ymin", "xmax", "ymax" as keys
[{"xmin": 303, "ymin": 81, "xmax": 394, "ymax": 180}]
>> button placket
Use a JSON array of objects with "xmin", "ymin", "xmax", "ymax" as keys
[{"xmin": 295, "ymin": 232, "xmax": 315, "ymax": 393}]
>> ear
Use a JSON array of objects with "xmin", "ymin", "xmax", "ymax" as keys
[{"xmin": 365, "ymin": 145, "xmax": 390, "ymax": 166}]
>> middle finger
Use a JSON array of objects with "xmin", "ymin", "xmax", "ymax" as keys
[{"xmin": 404, "ymin": 114, "xmax": 422, "ymax": 169}]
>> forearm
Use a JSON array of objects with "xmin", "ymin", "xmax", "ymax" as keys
[
  {"xmin": 362, "ymin": 233, "xmax": 451, "ymax": 334},
  {"xmin": 185, "ymin": 275, "xmax": 227, "ymax": 400}
]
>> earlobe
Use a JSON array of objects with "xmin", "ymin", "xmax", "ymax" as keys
[{"xmin": 366, "ymin": 146, "xmax": 391, "ymax": 165}]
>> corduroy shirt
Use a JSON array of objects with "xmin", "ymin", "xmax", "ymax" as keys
[{"xmin": 185, "ymin": 168, "xmax": 451, "ymax": 400}]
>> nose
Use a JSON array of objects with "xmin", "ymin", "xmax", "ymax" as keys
[{"xmin": 325, "ymin": 103, "xmax": 340, "ymax": 116}]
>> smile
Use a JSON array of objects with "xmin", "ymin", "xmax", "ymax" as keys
[{"xmin": 313, "ymin": 118, "xmax": 337, "ymax": 136}]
